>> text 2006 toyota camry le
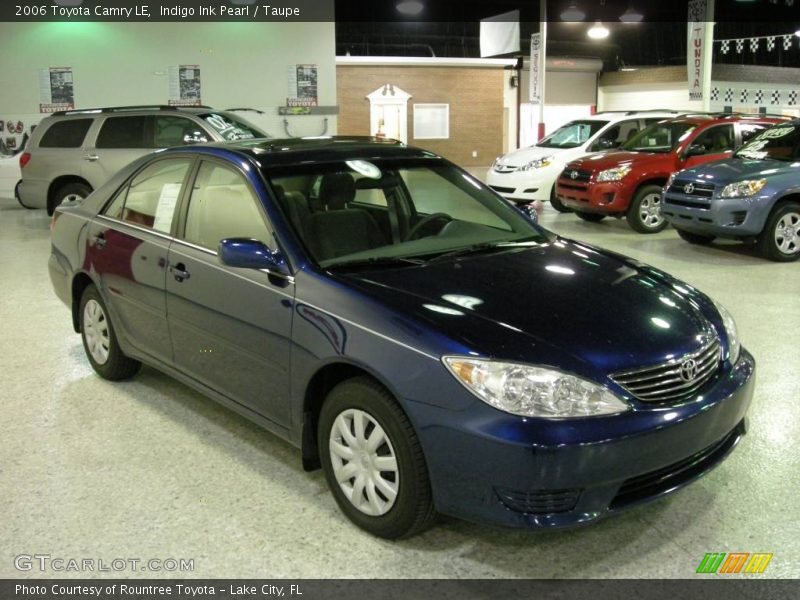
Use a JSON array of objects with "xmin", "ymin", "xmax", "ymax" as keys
[{"xmin": 49, "ymin": 137, "xmax": 754, "ymax": 538}]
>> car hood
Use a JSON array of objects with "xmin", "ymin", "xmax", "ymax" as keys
[
  {"xmin": 497, "ymin": 144, "xmax": 574, "ymax": 167},
  {"xmin": 340, "ymin": 240, "xmax": 717, "ymax": 377},
  {"xmin": 677, "ymin": 156, "xmax": 796, "ymax": 182},
  {"xmin": 568, "ymin": 150, "xmax": 668, "ymax": 173}
]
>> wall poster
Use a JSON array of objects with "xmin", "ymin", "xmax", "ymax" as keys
[
  {"xmin": 169, "ymin": 65, "xmax": 202, "ymax": 106},
  {"xmin": 287, "ymin": 64, "xmax": 318, "ymax": 107},
  {"xmin": 39, "ymin": 67, "xmax": 74, "ymax": 113}
]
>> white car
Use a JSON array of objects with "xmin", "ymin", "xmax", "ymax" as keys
[
  {"xmin": 0, "ymin": 150, "xmax": 22, "ymax": 202},
  {"xmin": 487, "ymin": 111, "xmax": 680, "ymax": 212}
]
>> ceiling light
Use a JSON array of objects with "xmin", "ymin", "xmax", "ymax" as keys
[
  {"xmin": 560, "ymin": 2, "xmax": 586, "ymax": 21},
  {"xmin": 795, "ymin": 29, "xmax": 800, "ymax": 37},
  {"xmin": 396, "ymin": 0, "xmax": 423, "ymax": 15},
  {"xmin": 619, "ymin": 5, "xmax": 644, "ymax": 22},
  {"xmin": 588, "ymin": 22, "xmax": 610, "ymax": 39}
]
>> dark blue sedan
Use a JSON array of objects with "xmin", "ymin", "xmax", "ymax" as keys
[{"xmin": 49, "ymin": 137, "xmax": 754, "ymax": 538}]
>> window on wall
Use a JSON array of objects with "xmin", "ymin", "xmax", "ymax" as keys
[{"xmin": 413, "ymin": 104, "xmax": 450, "ymax": 140}]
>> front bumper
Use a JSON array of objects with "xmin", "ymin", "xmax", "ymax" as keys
[
  {"xmin": 662, "ymin": 191, "xmax": 769, "ymax": 238},
  {"xmin": 486, "ymin": 168, "xmax": 555, "ymax": 202},
  {"xmin": 556, "ymin": 178, "xmax": 633, "ymax": 214},
  {"xmin": 412, "ymin": 350, "xmax": 755, "ymax": 529}
]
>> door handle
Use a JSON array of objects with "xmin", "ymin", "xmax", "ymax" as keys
[
  {"xmin": 92, "ymin": 233, "xmax": 107, "ymax": 249},
  {"xmin": 169, "ymin": 263, "xmax": 191, "ymax": 282},
  {"xmin": 83, "ymin": 154, "xmax": 100, "ymax": 162}
]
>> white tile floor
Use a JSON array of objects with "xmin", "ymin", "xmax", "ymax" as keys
[{"xmin": 1, "ymin": 195, "xmax": 798, "ymax": 579}]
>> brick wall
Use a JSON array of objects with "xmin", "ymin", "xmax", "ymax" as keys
[{"xmin": 336, "ymin": 65, "xmax": 505, "ymax": 167}]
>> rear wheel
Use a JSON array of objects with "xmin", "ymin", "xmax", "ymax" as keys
[
  {"xmin": 627, "ymin": 185, "xmax": 668, "ymax": 233},
  {"xmin": 676, "ymin": 228, "xmax": 715, "ymax": 245},
  {"xmin": 318, "ymin": 377, "xmax": 435, "ymax": 539},
  {"xmin": 576, "ymin": 211, "xmax": 606, "ymax": 222},
  {"xmin": 79, "ymin": 285, "xmax": 141, "ymax": 380},
  {"xmin": 49, "ymin": 182, "xmax": 91, "ymax": 215},
  {"xmin": 758, "ymin": 202, "xmax": 800, "ymax": 262},
  {"xmin": 549, "ymin": 185, "xmax": 572, "ymax": 213}
]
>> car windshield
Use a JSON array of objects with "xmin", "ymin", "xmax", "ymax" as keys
[
  {"xmin": 622, "ymin": 122, "xmax": 696, "ymax": 153},
  {"xmin": 200, "ymin": 113, "xmax": 266, "ymax": 141},
  {"xmin": 735, "ymin": 124, "xmax": 800, "ymax": 162},
  {"xmin": 264, "ymin": 158, "xmax": 549, "ymax": 268},
  {"xmin": 537, "ymin": 120, "xmax": 609, "ymax": 149}
]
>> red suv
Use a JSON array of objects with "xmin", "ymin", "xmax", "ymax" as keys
[{"xmin": 555, "ymin": 114, "xmax": 785, "ymax": 233}]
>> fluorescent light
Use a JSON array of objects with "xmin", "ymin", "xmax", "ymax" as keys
[
  {"xmin": 588, "ymin": 22, "xmax": 610, "ymax": 39},
  {"xmin": 620, "ymin": 6, "xmax": 644, "ymax": 22},
  {"xmin": 560, "ymin": 2, "xmax": 586, "ymax": 21},
  {"xmin": 795, "ymin": 29, "xmax": 800, "ymax": 38},
  {"xmin": 396, "ymin": 0, "xmax": 423, "ymax": 15}
]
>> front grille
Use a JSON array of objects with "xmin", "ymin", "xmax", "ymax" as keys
[
  {"xmin": 489, "ymin": 185, "xmax": 515, "ymax": 194},
  {"xmin": 610, "ymin": 336, "xmax": 721, "ymax": 403},
  {"xmin": 664, "ymin": 197, "xmax": 711, "ymax": 210},
  {"xmin": 495, "ymin": 486, "xmax": 581, "ymax": 514},
  {"xmin": 668, "ymin": 179, "xmax": 716, "ymax": 198},
  {"xmin": 610, "ymin": 420, "xmax": 744, "ymax": 510},
  {"xmin": 560, "ymin": 168, "xmax": 592, "ymax": 183}
]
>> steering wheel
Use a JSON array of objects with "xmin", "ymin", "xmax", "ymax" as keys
[{"xmin": 405, "ymin": 213, "xmax": 453, "ymax": 241}]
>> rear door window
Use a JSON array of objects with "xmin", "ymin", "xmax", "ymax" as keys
[
  {"xmin": 39, "ymin": 119, "xmax": 93, "ymax": 148},
  {"xmin": 691, "ymin": 124, "xmax": 735, "ymax": 155},
  {"xmin": 96, "ymin": 116, "xmax": 151, "ymax": 149},
  {"xmin": 739, "ymin": 123, "xmax": 769, "ymax": 145},
  {"xmin": 104, "ymin": 158, "xmax": 192, "ymax": 233}
]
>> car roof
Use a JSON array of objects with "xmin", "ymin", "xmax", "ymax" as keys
[
  {"xmin": 47, "ymin": 105, "xmax": 221, "ymax": 118},
  {"xmin": 181, "ymin": 136, "xmax": 440, "ymax": 166},
  {"xmin": 659, "ymin": 114, "xmax": 789, "ymax": 126}
]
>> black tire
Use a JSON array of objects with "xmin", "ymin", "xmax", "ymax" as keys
[
  {"xmin": 549, "ymin": 185, "xmax": 572, "ymax": 213},
  {"xmin": 79, "ymin": 285, "xmax": 141, "ymax": 380},
  {"xmin": 758, "ymin": 201, "xmax": 800, "ymax": 262},
  {"xmin": 318, "ymin": 376, "xmax": 436, "ymax": 539},
  {"xmin": 575, "ymin": 211, "xmax": 606, "ymax": 223},
  {"xmin": 49, "ymin": 182, "xmax": 92, "ymax": 215},
  {"xmin": 15, "ymin": 181, "xmax": 34, "ymax": 209},
  {"xmin": 627, "ymin": 184, "xmax": 668, "ymax": 233},
  {"xmin": 676, "ymin": 228, "xmax": 715, "ymax": 245}
]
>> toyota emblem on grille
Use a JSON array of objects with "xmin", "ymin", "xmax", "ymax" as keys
[
  {"xmin": 570, "ymin": 170, "xmax": 579, "ymax": 179},
  {"xmin": 680, "ymin": 358, "xmax": 698, "ymax": 382},
  {"xmin": 684, "ymin": 183, "xmax": 695, "ymax": 195}
]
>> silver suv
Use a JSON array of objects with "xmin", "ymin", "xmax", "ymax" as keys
[{"xmin": 18, "ymin": 105, "xmax": 267, "ymax": 214}]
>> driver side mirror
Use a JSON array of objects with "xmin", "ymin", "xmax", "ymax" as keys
[
  {"xmin": 597, "ymin": 137, "xmax": 617, "ymax": 150},
  {"xmin": 684, "ymin": 143, "xmax": 707, "ymax": 158},
  {"xmin": 218, "ymin": 238, "xmax": 289, "ymax": 274},
  {"xmin": 515, "ymin": 201, "xmax": 540, "ymax": 224},
  {"xmin": 183, "ymin": 132, "xmax": 209, "ymax": 145}
]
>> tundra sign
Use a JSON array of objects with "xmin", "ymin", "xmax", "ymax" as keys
[{"xmin": 687, "ymin": 0, "xmax": 710, "ymax": 101}]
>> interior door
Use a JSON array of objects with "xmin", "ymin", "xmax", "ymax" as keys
[
  {"xmin": 88, "ymin": 157, "xmax": 193, "ymax": 363},
  {"xmin": 166, "ymin": 159, "xmax": 293, "ymax": 426}
]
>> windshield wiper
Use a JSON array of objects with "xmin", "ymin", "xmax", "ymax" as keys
[
  {"xmin": 325, "ymin": 256, "xmax": 426, "ymax": 270},
  {"xmin": 425, "ymin": 240, "xmax": 537, "ymax": 264}
]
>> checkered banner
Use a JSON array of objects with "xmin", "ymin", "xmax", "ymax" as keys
[
  {"xmin": 711, "ymin": 86, "xmax": 797, "ymax": 107},
  {"xmin": 717, "ymin": 32, "xmax": 798, "ymax": 55}
]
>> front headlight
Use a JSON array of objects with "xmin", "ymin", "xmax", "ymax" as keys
[
  {"xmin": 597, "ymin": 165, "xmax": 632, "ymax": 182},
  {"xmin": 719, "ymin": 179, "xmax": 766, "ymax": 198},
  {"xmin": 443, "ymin": 357, "xmax": 629, "ymax": 418},
  {"xmin": 665, "ymin": 172, "xmax": 677, "ymax": 191},
  {"xmin": 519, "ymin": 156, "xmax": 554, "ymax": 171},
  {"xmin": 712, "ymin": 300, "xmax": 741, "ymax": 364}
]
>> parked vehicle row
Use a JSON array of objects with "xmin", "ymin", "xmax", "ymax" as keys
[{"xmin": 49, "ymin": 136, "xmax": 754, "ymax": 538}]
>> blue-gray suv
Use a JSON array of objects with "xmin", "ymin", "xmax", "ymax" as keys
[{"xmin": 662, "ymin": 119, "xmax": 800, "ymax": 262}]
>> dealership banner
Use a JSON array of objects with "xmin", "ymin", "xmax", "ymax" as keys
[
  {"xmin": 530, "ymin": 33, "xmax": 542, "ymax": 104},
  {"xmin": 687, "ymin": 0, "xmax": 711, "ymax": 101}
]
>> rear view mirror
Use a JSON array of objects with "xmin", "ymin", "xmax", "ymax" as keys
[
  {"xmin": 684, "ymin": 143, "xmax": 707, "ymax": 158},
  {"xmin": 218, "ymin": 238, "xmax": 289, "ymax": 274}
]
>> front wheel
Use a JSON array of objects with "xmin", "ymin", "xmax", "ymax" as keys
[
  {"xmin": 80, "ymin": 285, "xmax": 141, "ymax": 380},
  {"xmin": 627, "ymin": 185, "xmax": 668, "ymax": 233},
  {"xmin": 549, "ymin": 186, "xmax": 572, "ymax": 213},
  {"xmin": 318, "ymin": 377, "xmax": 435, "ymax": 539},
  {"xmin": 758, "ymin": 202, "xmax": 800, "ymax": 262},
  {"xmin": 575, "ymin": 211, "xmax": 606, "ymax": 223}
]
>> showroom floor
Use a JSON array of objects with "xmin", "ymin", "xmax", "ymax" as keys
[{"xmin": 1, "ymin": 194, "xmax": 798, "ymax": 579}]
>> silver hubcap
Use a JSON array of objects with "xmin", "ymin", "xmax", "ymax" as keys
[
  {"xmin": 639, "ymin": 193, "xmax": 664, "ymax": 228},
  {"xmin": 329, "ymin": 408, "xmax": 399, "ymax": 516},
  {"xmin": 83, "ymin": 299, "xmax": 110, "ymax": 364},
  {"xmin": 774, "ymin": 212, "xmax": 800, "ymax": 255}
]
